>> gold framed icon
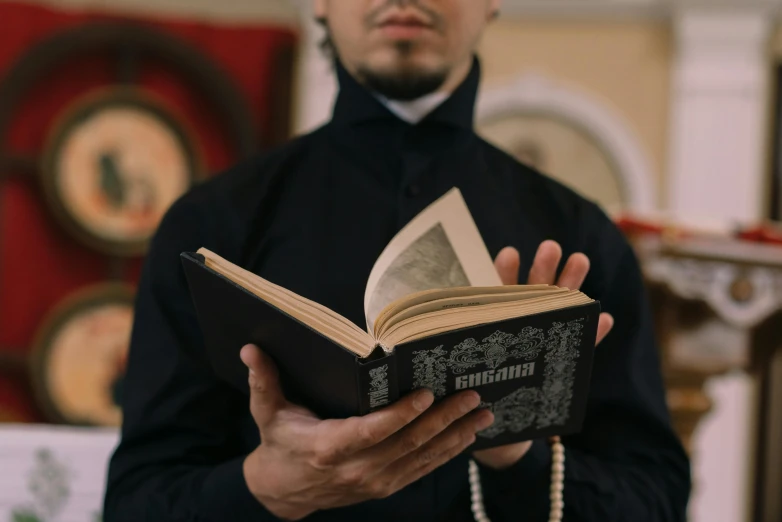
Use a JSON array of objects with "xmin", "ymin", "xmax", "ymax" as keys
[
  {"xmin": 41, "ymin": 88, "xmax": 202, "ymax": 256},
  {"xmin": 30, "ymin": 284, "xmax": 135, "ymax": 426}
]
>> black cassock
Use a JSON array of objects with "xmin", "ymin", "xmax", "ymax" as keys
[{"xmin": 104, "ymin": 59, "xmax": 690, "ymax": 522}]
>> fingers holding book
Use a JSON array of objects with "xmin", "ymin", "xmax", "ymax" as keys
[
  {"xmin": 494, "ymin": 246, "xmax": 521, "ymax": 285},
  {"xmin": 472, "ymin": 242, "xmax": 612, "ymax": 471},
  {"xmin": 356, "ymin": 390, "xmax": 493, "ymax": 465},
  {"xmin": 367, "ymin": 400, "xmax": 494, "ymax": 493},
  {"xmin": 545, "ymin": 245, "xmax": 614, "ymax": 344},
  {"xmin": 496, "ymin": 242, "xmax": 615, "ymax": 347},
  {"xmin": 239, "ymin": 343, "xmax": 494, "ymax": 519},
  {"xmin": 300, "ymin": 390, "xmax": 437, "ymax": 467},
  {"xmin": 325, "ymin": 392, "xmax": 492, "ymax": 501}
]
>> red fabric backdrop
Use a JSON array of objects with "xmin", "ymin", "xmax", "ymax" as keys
[{"xmin": 0, "ymin": 1, "xmax": 297, "ymax": 422}]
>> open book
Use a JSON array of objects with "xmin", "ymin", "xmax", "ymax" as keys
[{"xmin": 182, "ymin": 189, "xmax": 600, "ymax": 449}]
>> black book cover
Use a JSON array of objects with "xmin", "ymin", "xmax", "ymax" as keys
[
  {"xmin": 181, "ymin": 252, "xmax": 364, "ymax": 418},
  {"xmin": 182, "ymin": 252, "xmax": 600, "ymax": 448},
  {"xmin": 392, "ymin": 304, "xmax": 599, "ymax": 449}
]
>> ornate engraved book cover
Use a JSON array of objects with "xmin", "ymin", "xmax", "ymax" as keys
[{"xmin": 392, "ymin": 302, "xmax": 600, "ymax": 448}]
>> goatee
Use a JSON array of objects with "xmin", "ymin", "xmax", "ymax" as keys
[{"xmin": 356, "ymin": 62, "xmax": 448, "ymax": 102}]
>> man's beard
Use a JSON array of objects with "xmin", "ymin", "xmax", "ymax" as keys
[
  {"xmin": 356, "ymin": 60, "xmax": 449, "ymax": 102},
  {"xmin": 317, "ymin": 15, "xmax": 450, "ymax": 101},
  {"xmin": 355, "ymin": 0, "xmax": 448, "ymax": 100}
]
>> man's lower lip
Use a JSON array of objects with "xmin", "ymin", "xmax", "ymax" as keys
[{"xmin": 379, "ymin": 24, "xmax": 430, "ymax": 39}]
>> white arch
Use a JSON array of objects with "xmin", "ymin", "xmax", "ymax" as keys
[{"xmin": 476, "ymin": 73, "xmax": 658, "ymax": 214}]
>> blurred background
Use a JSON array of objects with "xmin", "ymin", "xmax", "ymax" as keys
[{"xmin": 0, "ymin": 0, "xmax": 781, "ymax": 521}]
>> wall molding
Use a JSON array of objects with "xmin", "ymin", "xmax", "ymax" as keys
[
  {"xmin": 476, "ymin": 74, "xmax": 658, "ymax": 214},
  {"xmin": 25, "ymin": 0, "xmax": 782, "ymax": 25},
  {"xmin": 498, "ymin": 0, "xmax": 782, "ymax": 19},
  {"xmin": 19, "ymin": 0, "xmax": 299, "ymax": 25},
  {"xmin": 498, "ymin": 0, "xmax": 666, "ymax": 19}
]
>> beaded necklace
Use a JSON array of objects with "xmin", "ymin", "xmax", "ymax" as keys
[{"xmin": 469, "ymin": 437, "xmax": 565, "ymax": 522}]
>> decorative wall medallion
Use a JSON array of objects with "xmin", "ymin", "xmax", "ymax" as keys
[
  {"xmin": 31, "ymin": 284, "xmax": 134, "ymax": 426},
  {"xmin": 41, "ymin": 88, "xmax": 201, "ymax": 256},
  {"xmin": 476, "ymin": 72, "xmax": 658, "ymax": 214},
  {"xmin": 478, "ymin": 113, "xmax": 626, "ymax": 215}
]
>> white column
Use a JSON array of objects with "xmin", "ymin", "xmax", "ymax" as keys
[
  {"xmin": 291, "ymin": 0, "xmax": 338, "ymax": 135},
  {"xmin": 666, "ymin": 8, "xmax": 773, "ymax": 231}
]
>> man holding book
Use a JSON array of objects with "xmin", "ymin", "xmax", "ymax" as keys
[{"xmin": 104, "ymin": 1, "xmax": 691, "ymax": 520}]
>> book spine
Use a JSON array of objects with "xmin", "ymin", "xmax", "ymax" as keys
[{"xmin": 357, "ymin": 352, "xmax": 399, "ymax": 415}]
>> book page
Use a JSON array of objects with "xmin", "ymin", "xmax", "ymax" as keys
[
  {"xmin": 381, "ymin": 291, "xmax": 591, "ymax": 346},
  {"xmin": 198, "ymin": 248, "xmax": 375, "ymax": 356},
  {"xmin": 372, "ymin": 285, "xmax": 554, "ymax": 337},
  {"xmin": 375, "ymin": 287, "xmax": 567, "ymax": 338},
  {"xmin": 363, "ymin": 188, "xmax": 502, "ymax": 334}
]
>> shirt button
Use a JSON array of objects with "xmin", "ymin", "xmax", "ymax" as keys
[{"xmin": 405, "ymin": 184, "xmax": 421, "ymax": 198}]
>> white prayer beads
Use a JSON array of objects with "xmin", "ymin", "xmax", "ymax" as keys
[{"xmin": 469, "ymin": 436, "xmax": 565, "ymax": 522}]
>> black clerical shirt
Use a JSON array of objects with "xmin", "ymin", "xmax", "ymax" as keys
[{"xmin": 104, "ymin": 60, "xmax": 690, "ymax": 522}]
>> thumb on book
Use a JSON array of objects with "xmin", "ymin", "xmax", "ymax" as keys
[{"xmin": 241, "ymin": 344, "xmax": 287, "ymax": 426}]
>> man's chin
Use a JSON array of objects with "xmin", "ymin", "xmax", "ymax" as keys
[
  {"xmin": 370, "ymin": 48, "xmax": 439, "ymax": 74},
  {"xmin": 356, "ymin": 62, "xmax": 449, "ymax": 102}
]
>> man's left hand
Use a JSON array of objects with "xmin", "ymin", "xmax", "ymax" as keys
[{"xmin": 472, "ymin": 241, "xmax": 615, "ymax": 470}]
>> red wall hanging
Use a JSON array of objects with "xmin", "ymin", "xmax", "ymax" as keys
[{"xmin": 0, "ymin": 1, "xmax": 298, "ymax": 423}]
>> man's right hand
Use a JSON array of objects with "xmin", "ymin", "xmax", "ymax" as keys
[{"xmin": 240, "ymin": 344, "xmax": 494, "ymax": 521}]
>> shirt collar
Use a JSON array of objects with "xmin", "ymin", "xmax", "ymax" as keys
[
  {"xmin": 377, "ymin": 91, "xmax": 450, "ymax": 124},
  {"xmin": 330, "ymin": 57, "xmax": 480, "ymax": 131}
]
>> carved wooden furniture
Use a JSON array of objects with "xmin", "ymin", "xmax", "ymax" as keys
[{"xmin": 630, "ymin": 233, "xmax": 782, "ymax": 522}]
